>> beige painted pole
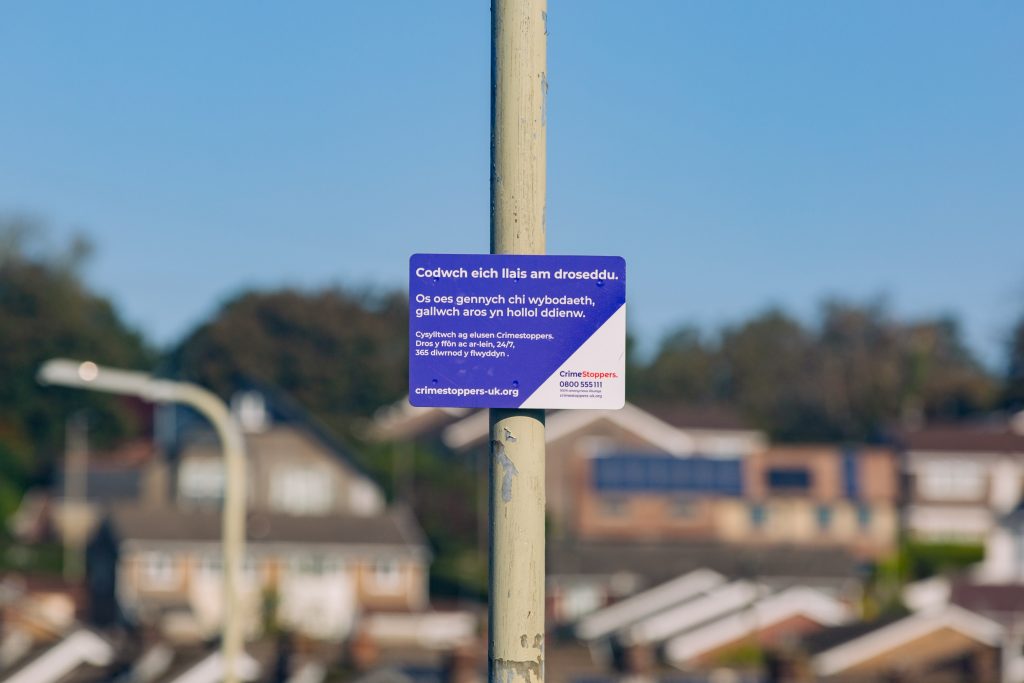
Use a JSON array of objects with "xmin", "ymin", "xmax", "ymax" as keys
[
  {"xmin": 168, "ymin": 384, "xmax": 246, "ymax": 683},
  {"xmin": 36, "ymin": 360, "xmax": 247, "ymax": 683},
  {"xmin": 63, "ymin": 413, "xmax": 88, "ymax": 583},
  {"xmin": 489, "ymin": 1, "xmax": 547, "ymax": 682}
]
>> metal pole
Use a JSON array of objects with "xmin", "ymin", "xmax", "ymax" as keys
[
  {"xmin": 63, "ymin": 413, "xmax": 88, "ymax": 583},
  {"xmin": 489, "ymin": 1, "xmax": 547, "ymax": 682},
  {"xmin": 167, "ymin": 384, "xmax": 247, "ymax": 683},
  {"xmin": 36, "ymin": 360, "xmax": 247, "ymax": 683}
]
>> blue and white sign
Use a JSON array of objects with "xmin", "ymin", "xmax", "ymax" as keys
[{"xmin": 409, "ymin": 254, "xmax": 626, "ymax": 409}]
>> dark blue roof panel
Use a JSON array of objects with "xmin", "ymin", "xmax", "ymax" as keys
[{"xmin": 592, "ymin": 455, "xmax": 743, "ymax": 495}]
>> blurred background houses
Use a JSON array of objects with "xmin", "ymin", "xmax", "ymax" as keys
[{"xmin": 1, "ymin": 3, "xmax": 1023, "ymax": 681}]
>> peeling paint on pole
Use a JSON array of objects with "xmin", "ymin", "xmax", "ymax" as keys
[{"xmin": 494, "ymin": 442, "xmax": 520, "ymax": 503}]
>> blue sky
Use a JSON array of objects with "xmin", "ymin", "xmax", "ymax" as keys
[{"xmin": 1, "ymin": 2, "xmax": 1021, "ymax": 365}]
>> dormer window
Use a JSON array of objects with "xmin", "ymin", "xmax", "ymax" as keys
[{"xmin": 270, "ymin": 465, "xmax": 333, "ymax": 515}]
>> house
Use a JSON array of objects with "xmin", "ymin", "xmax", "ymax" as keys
[
  {"xmin": 902, "ymin": 412, "xmax": 1024, "ymax": 542},
  {"xmin": 659, "ymin": 585, "xmax": 848, "ymax": 668},
  {"xmin": 571, "ymin": 568, "xmax": 850, "ymax": 674},
  {"xmin": 15, "ymin": 385, "xmax": 390, "ymax": 554},
  {"xmin": 86, "ymin": 504, "xmax": 431, "ymax": 642},
  {"xmin": 0, "ymin": 628, "xmax": 118, "ymax": 683},
  {"xmin": 438, "ymin": 401, "xmax": 766, "ymax": 539},
  {"xmin": 548, "ymin": 540, "xmax": 863, "ymax": 627},
  {"xmin": 365, "ymin": 402, "xmax": 472, "ymax": 444},
  {"xmin": 567, "ymin": 443, "xmax": 898, "ymax": 557},
  {"xmin": 717, "ymin": 445, "xmax": 900, "ymax": 558},
  {"xmin": 975, "ymin": 502, "xmax": 1024, "ymax": 584},
  {"xmin": 10, "ymin": 439, "xmax": 168, "ymax": 550},
  {"xmin": 803, "ymin": 605, "xmax": 1003, "ymax": 683},
  {"xmin": 171, "ymin": 389, "xmax": 386, "ymax": 518}
]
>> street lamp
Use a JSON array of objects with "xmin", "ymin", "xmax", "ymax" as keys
[{"xmin": 38, "ymin": 359, "xmax": 248, "ymax": 683}]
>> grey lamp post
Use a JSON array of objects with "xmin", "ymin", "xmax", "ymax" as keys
[{"xmin": 38, "ymin": 359, "xmax": 247, "ymax": 683}]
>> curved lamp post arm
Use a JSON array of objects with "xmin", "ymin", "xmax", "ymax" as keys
[{"xmin": 38, "ymin": 359, "xmax": 247, "ymax": 683}]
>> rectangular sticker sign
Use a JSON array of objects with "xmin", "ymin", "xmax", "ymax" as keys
[{"xmin": 409, "ymin": 254, "xmax": 626, "ymax": 409}]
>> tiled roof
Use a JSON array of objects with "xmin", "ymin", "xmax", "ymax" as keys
[
  {"xmin": 548, "ymin": 540, "xmax": 861, "ymax": 586},
  {"xmin": 801, "ymin": 613, "xmax": 906, "ymax": 655},
  {"xmin": 902, "ymin": 426, "xmax": 1024, "ymax": 453},
  {"xmin": 107, "ymin": 505, "xmax": 427, "ymax": 550},
  {"xmin": 951, "ymin": 582, "xmax": 1024, "ymax": 615}
]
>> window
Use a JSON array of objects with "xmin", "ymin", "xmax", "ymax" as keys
[
  {"xmin": 671, "ymin": 497, "xmax": 696, "ymax": 518},
  {"xmin": 270, "ymin": 465, "xmax": 334, "ymax": 515},
  {"xmin": 198, "ymin": 555, "xmax": 222, "ymax": 577},
  {"xmin": 373, "ymin": 559, "xmax": 402, "ymax": 592},
  {"xmin": 292, "ymin": 555, "xmax": 344, "ymax": 576},
  {"xmin": 140, "ymin": 552, "xmax": 177, "ymax": 588},
  {"xmin": 857, "ymin": 505, "xmax": 872, "ymax": 531},
  {"xmin": 767, "ymin": 468, "xmax": 812, "ymax": 492},
  {"xmin": 349, "ymin": 480, "xmax": 384, "ymax": 516},
  {"xmin": 917, "ymin": 460, "xmax": 985, "ymax": 501},
  {"xmin": 750, "ymin": 504, "xmax": 767, "ymax": 529},
  {"xmin": 816, "ymin": 505, "xmax": 832, "ymax": 531},
  {"xmin": 600, "ymin": 496, "xmax": 627, "ymax": 517},
  {"xmin": 178, "ymin": 458, "xmax": 225, "ymax": 504}
]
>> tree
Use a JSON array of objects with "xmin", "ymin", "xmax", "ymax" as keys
[
  {"xmin": 718, "ymin": 309, "xmax": 833, "ymax": 440},
  {"xmin": 628, "ymin": 300, "xmax": 997, "ymax": 442},
  {"xmin": 1005, "ymin": 315, "xmax": 1024, "ymax": 410},
  {"xmin": 0, "ymin": 217, "xmax": 153, "ymax": 516},
  {"xmin": 168, "ymin": 287, "xmax": 408, "ymax": 438},
  {"xmin": 630, "ymin": 325, "xmax": 720, "ymax": 402}
]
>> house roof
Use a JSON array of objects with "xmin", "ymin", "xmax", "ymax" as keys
[
  {"xmin": 626, "ymin": 580, "xmax": 766, "ymax": 645},
  {"xmin": 810, "ymin": 605, "xmax": 1003, "ymax": 677},
  {"xmin": 950, "ymin": 581, "xmax": 1024, "ymax": 616},
  {"xmin": 156, "ymin": 650, "xmax": 261, "ymax": 683},
  {"xmin": 902, "ymin": 425, "xmax": 1024, "ymax": 454},
  {"xmin": 441, "ymin": 402, "xmax": 764, "ymax": 455},
  {"xmin": 53, "ymin": 469, "xmax": 142, "ymax": 503},
  {"xmin": 166, "ymin": 379, "xmax": 379, "ymax": 485},
  {"xmin": 366, "ymin": 398, "xmax": 471, "ymax": 442},
  {"xmin": 663, "ymin": 586, "xmax": 849, "ymax": 664},
  {"xmin": 106, "ymin": 505, "xmax": 428, "ymax": 551},
  {"xmin": 574, "ymin": 569, "xmax": 726, "ymax": 641},
  {"xmin": 630, "ymin": 402, "xmax": 750, "ymax": 431},
  {"xmin": 0, "ymin": 628, "xmax": 114, "ymax": 683},
  {"xmin": 549, "ymin": 540, "xmax": 862, "ymax": 588},
  {"xmin": 800, "ymin": 613, "xmax": 907, "ymax": 655}
]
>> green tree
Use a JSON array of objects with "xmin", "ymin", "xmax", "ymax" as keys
[
  {"xmin": 0, "ymin": 217, "xmax": 153, "ymax": 516},
  {"xmin": 629, "ymin": 300, "xmax": 996, "ymax": 442},
  {"xmin": 718, "ymin": 309, "xmax": 833, "ymax": 440},
  {"xmin": 168, "ymin": 287, "xmax": 408, "ymax": 438},
  {"xmin": 631, "ymin": 325, "xmax": 721, "ymax": 402}
]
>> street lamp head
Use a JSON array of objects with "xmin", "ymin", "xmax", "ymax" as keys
[
  {"xmin": 38, "ymin": 358, "xmax": 157, "ymax": 400},
  {"xmin": 77, "ymin": 361, "xmax": 99, "ymax": 382}
]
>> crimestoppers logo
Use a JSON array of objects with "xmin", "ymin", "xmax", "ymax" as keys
[{"xmin": 558, "ymin": 370, "xmax": 619, "ymax": 379}]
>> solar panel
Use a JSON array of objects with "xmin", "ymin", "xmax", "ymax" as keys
[{"xmin": 592, "ymin": 455, "xmax": 743, "ymax": 495}]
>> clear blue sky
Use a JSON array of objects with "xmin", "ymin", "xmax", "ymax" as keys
[{"xmin": 1, "ymin": 3, "xmax": 1021, "ymax": 366}]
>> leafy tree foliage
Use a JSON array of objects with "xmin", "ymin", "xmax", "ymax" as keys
[
  {"xmin": 632, "ymin": 325, "xmax": 721, "ymax": 401},
  {"xmin": 0, "ymin": 217, "xmax": 153, "ymax": 514},
  {"xmin": 631, "ymin": 300, "xmax": 997, "ymax": 441},
  {"xmin": 168, "ymin": 287, "xmax": 408, "ymax": 438}
]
